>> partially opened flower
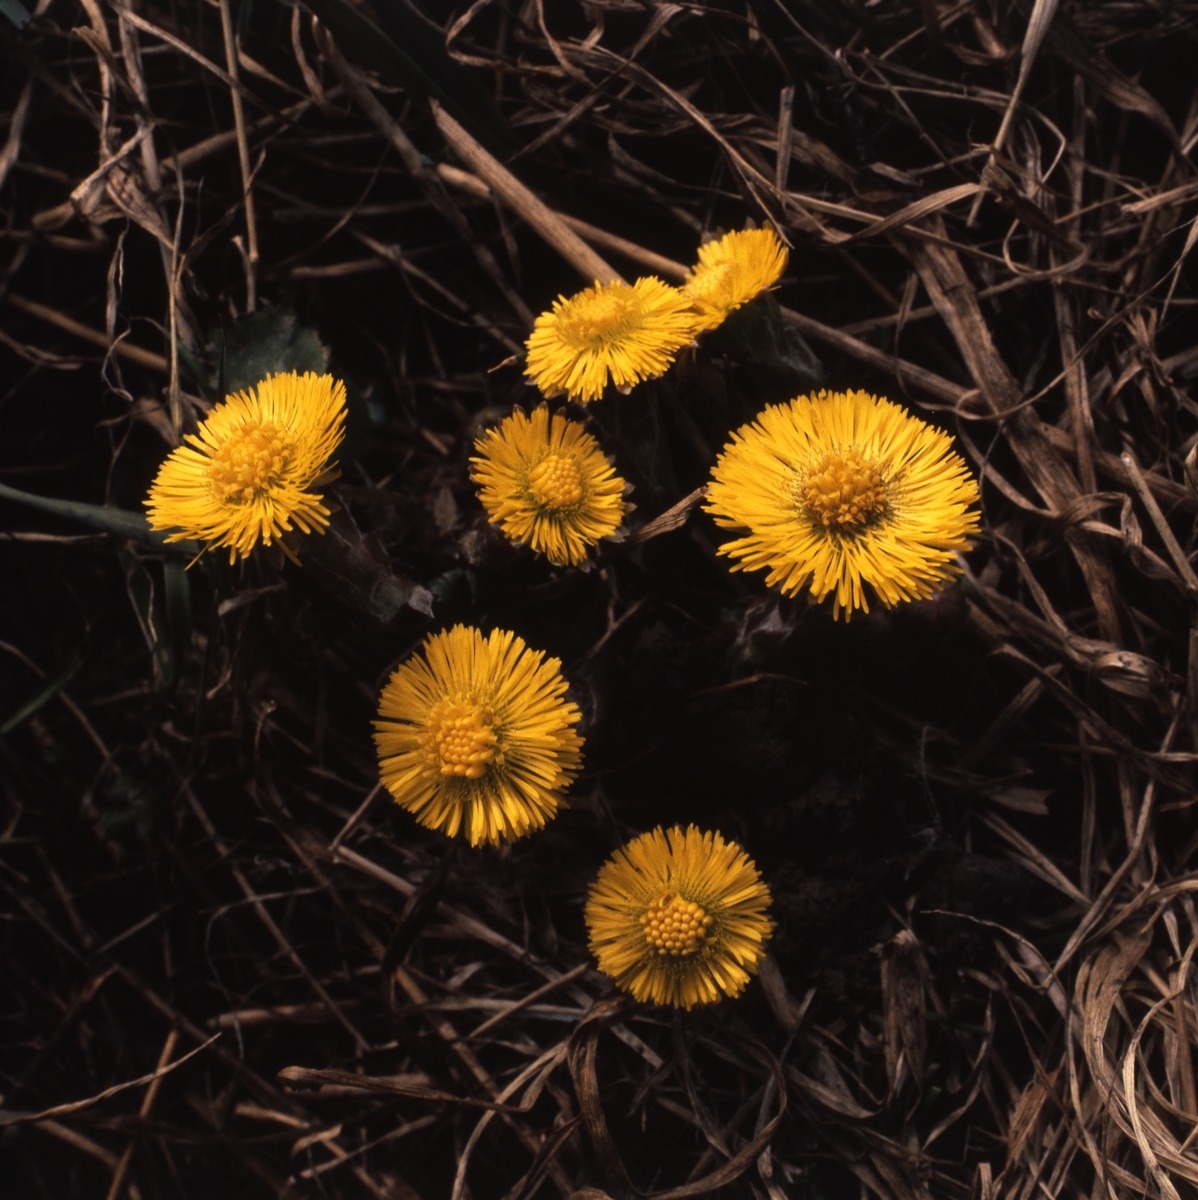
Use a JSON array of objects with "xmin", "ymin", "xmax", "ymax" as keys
[
  {"xmin": 471, "ymin": 405, "xmax": 626, "ymax": 567},
  {"xmin": 525, "ymin": 277, "xmax": 699, "ymax": 404},
  {"xmin": 586, "ymin": 825, "xmax": 773, "ymax": 1009},
  {"xmin": 146, "ymin": 371, "xmax": 346, "ymax": 562},
  {"xmin": 374, "ymin": 625, "xmax": 583, "ymax": 846},
  {"xmin": 682, "ymin": 228, "xmax": 788, "ymax": 332},
  {"xmin": 705, "ymin": 389, "xmax": 980, "ymax": 620}
]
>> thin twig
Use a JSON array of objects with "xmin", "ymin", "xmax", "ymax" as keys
[
  {"xmin": 216, "ymin": 0, "xmax": 258, "ymax": 310},
  {"xmin": 0, "ymin": 76, "xmax": 33, "ymax": 194},
  {"xmin": 105, "ymin": 1028, "xmax": 179, "ymax": 1200}
]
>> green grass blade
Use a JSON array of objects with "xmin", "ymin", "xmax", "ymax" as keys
[
  {"xmin": 0, "ymin": 0, "xmax": 30, "ymax": 29},
  {"xmin": 1, "ymin": 650, "xmax": 81, "ymax": 736},
  {"xmin": 0, "ymin": 481, "xmax": 200, "ymax": 556},
  {"xmin": 163, "ymin": 559, "xmax": 193, "ymax": 684}
]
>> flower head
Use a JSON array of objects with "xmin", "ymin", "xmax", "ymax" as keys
[
  {"xmin": 471, "ymin": 405, "xmax": 626, "ymax": 567},
  {"xmin": 682, "ymin": 228, "xmax": 788, "ymax": 331},
  {"xmin": 525, "ymin": 277, "xmax": 699, "ymax": 404},
  {"xmin": 146, "ymin": 371, "xmax": 346, "ymax": 562},
  {"xmin": 705, "ymin": 390, "xmax": 980, "ymax": 620},
  {"xmin": 373, "ymin": 625, "xmax": 583, "ymax": 846},
  {"xmin": 586, "ymin": 825, "xmax": 773, "ymax": 1009}
]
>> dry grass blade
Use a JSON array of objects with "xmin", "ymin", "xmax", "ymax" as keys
[
  {"xmin": 277, "ymin": 1063, "xmax": 560, "ymax": 1112},
  {"xmin": 114, "ymin": 9, "xmax": 273, "ymax": 114},
  {"xmin": 215, "ymin": 0, "xmax": 258, "ymax": 310},
  {"xmin": 104, "ymin": 1028, "xmax": 178, "ymax": 1200},
  {"xmin": 432, "ymin": 101, "xmax": 624, "ymax": 287},
  {"xmin": 0, "ymin": 76, "xmax": 33, "ymax": 194},
  {"xmin": 624, "ymin": 486, "xmax": 706, "ymax": 547},
  {"xmin": 568, "ymin": 997, "xmax": 787, "ymax": 1200},
  {"xmin": 4, "ymin": 293, "xmax": 168, "ymax": 371},
  {"xmin": 967, "ymin": 0, "xmax": 1059, "ymax": 225},
  {"xmin": 0, "ymin": 1036, "xmax": 218, "ymax": 1127},
  {"xmin": 847, "ymin": 182, "xmax": 980, "ymax": 244}
]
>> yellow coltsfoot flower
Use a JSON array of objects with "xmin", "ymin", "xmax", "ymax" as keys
[
  {"xmin": 524, "ymin": 277, "xmax": 699, "ymax": 404},
  {"xmin": 586, "ymin": 825, "xmax": 773, "ymax": 1010},
  {"xmin": 471, "ymin": 405, "xmax": 626, "ymax": 567},
  {"xmin": 705, "ymin": 389, "xmax": 980, "ymax": 620},
  {"xmin": 374, "ymin": 625, "xmax": 583, "ymax": 846},
  {"xmin": 145, "ymin": 371, "xmax": 346, "ymax": 562},
  {"xmin": 682, "ymin": 227, "xmax": 788, "ymax": 332}
]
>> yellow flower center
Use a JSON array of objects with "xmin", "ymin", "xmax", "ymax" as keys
[
  {"xmin": 528, "ymin": 454, "xmax": 583, "ymax": 509},
  {"xmin": 208, "ymin": 422, "xmax": 295, "ymax": 506},
  {"xmin": 422, "ymin": 698, "xmax": 501, "ymax": 779},
  {"xmin": 561, "ymin": 290, "xmax": 634, "ymax": 346},
  {"xmin": 688, "ymin": 263, "xmax": 731, "ymax": 305},
  {"xmin": 801, "ymin": 450, "xmax": 887, "ymax": 530},
  {"xmin": 641, "ymin": 894, "xmax": 713, "ymax": 957}
]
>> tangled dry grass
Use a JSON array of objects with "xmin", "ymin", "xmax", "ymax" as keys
[{"xmin": 2, "ymin": 0, "xmax": 1198, "ymax": 1198}]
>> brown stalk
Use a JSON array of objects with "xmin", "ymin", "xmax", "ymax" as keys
[{"xmin": 4, "ymin": 293, "xmax": 168, "ymax": 372}]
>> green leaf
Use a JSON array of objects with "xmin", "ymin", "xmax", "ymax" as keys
[
  {"xmin": 100, "ymin": 771, "xmax": 165, "ymax": 840},
  {"xmin": 213, "ymin": 305, "xmax": 330, "ymax": 395},
  {"xmin": 298, "ymin": 0, "xmax": 513, "ymax": 156},
  {"xmin": 0, "ymin": 650, "xmax": 81, "ymax": 736},
  {"xmin": 163, "ymin": 559, "xmax": 193, "ymax": 682},
  {"xmin": 0, "ymin": 0, "xmax": 30, "ymax": 29}
]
